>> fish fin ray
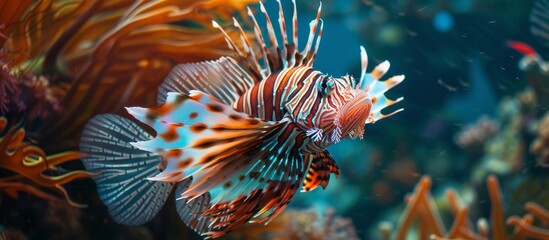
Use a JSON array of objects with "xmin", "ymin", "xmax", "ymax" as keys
[
  {"xmin": 301, "ymin": 150, "xmax": 340, "ymax": 192},
  {"xmin": 357, "ymin": 48, "xmax": 405, "ymax": 123},
  {"xmin": 213, "ymin": 1, "xmax": 323, "ymax": 81},
  {"xmin": 133, "ymin": 92, "xmax": 307, "ymax": 238},
  {"xmin": 157, "ymin": 57, "xmax": 255, "ymax": 105},
  {"xmin": 80, "ymin": 114, "xmax": 173, "ymax": 225},
  {"xmin": 175, "ymin": 177, "xmax": 215, "ymax": 235}
]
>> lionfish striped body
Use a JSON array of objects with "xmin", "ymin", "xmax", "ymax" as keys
[{"xmin": 80, "ymin": 1, "xmax": 404, "ymax": 238}]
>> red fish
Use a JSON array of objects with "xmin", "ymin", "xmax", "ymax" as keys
[
  {"xmin": 507, "ymin": 40, "xmax": 549, "ymax": 72},
  {"xmin": 80, "ymin": 0, "xmax": 404, "ymax": 238},
  {"xmin": 507, "ymin": 40, "xmax": 537, "ymax": 56}
]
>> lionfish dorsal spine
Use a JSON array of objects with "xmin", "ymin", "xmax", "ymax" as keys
[
  {"xmin": 246, "ymin": 6, "xmax": 272, "ymax": 78},
  {"xmin": 213, "ymin": 0, "xmax": 324, "ymax": 81},
  {"xmin": 303, "ymin": 2, "xmax": 323, "ymax": 67},
  {"xmin": 232, "ymin": 17, "xmax": 263, "ymax": 77},
  {"xmin": 290, "ymin": 0, "xmax": 299, "ymax": 66},
  {"xmin": 276, "ymin": 0, "xmax": 289, "ymax": 53}
]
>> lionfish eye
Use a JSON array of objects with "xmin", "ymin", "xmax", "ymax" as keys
[{"xmin": 318, "ymin": 77, "xmax": 335, "ymax": 96}]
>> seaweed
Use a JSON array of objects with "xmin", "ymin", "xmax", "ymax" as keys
[{"xmin": 0, "ymin": 117, "xmax": 91, "ymax": 207}]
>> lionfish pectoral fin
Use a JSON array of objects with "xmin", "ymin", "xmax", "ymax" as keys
[
  {"xmin": 175, "ymin": 177, "xmax": 214, "ymax": 235},
  {"xmin": 128, "ymin": 91, "xmax": 308, "ymax": 238},
  {"xmin": 357, "ymin": 48, "xmax": 405, "ymax": 123},
  {"xmin": 156, "ymin": 57, "xmax": 255, "ymax": 105},
  {"xmin": 79, "ymin": 114, "xmax": 173, "ymax": 225},
  {"xmin": 302, "ymin": 150, "xmax": 340, "ymax": 192}
]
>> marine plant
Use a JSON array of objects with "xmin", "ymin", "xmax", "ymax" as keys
[{"xmin": 0, "ymin": 117, "xmax": 91, "ymax": 207}]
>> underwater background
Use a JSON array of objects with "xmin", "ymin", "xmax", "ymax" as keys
[{"xmin": 1, "ymin": 0, "xmax": 549, "ymax": 239}]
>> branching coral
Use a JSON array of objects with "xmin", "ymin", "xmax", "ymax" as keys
[
  {"xmin": 380, "ymin": 175, "xmax": 549, "ymax": 240},
  {"xmin": 1, "ymin": 0, "xmax": 257, "ymax": 150},
  {"xmin": 0, "ymin": 117, "xmax": 92, "ymax": 207},
  {"xmin": 507, "ymin": 202, "xmax": 549, "ymax": 239},
  {"xmin": 227, "ymin": 207, "xmax": 360, "ymax": 240}
]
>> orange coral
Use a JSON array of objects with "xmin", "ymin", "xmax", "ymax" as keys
[
  {"xmin": 0, "ymin": 117, "xmax": 92, "ymax": 207},
  {"xmin": 507, "ymin": 202, "xmax": 549, "ymax": 239},
  {"xmin": 382, "ymin": 175, "xmax": 549, "ymax": 240},
  {"xmin": 1, "ymin": 0, "xmax": 257, "ymax": 150}
]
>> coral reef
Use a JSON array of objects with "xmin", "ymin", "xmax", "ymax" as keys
[
  {"xmin": 227, "ymin": 207, "xmax": 360, "ymax": 240},
  {"xmin": 456, "ymin": 97, "xmax": 529, "ymax": 181},
  {"xmin": 0, "ymin": 52, "xmax": 62, "ymax": 121},
  {"xmin": 531, "ymin": 112, "xmax": 549, "ymax": 167},
  {"xmin": 0, "ymin": 117, "xmax": 91, "ymax": 207},
  {"xmin": 454, "ymin": 116, "xmax": 497, "ymax": 154},
  {"xmin": 376, "ymin": 175, "xmax": 549, "ymax": 240}
]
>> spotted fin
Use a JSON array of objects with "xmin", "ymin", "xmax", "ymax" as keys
[
  {"xmin": 128, "ymin": 91, "xmax": 308, "ymax": 238},
  {"xmin": 157, "ymin": 57, "xmax": 255, "ymax": 105},
  {"xmin": 212, "ymin": 0, "xmax": 323, "ymax": 81},
  {"xmin": 79, "ymin": 114, "xmax": 173, "ymax": 225},
  {"xmin": 301, "ymin": 150, "xmax": 340, "ymax": 192},
  {"xmin": 357, "ymin": 46, "xmax": 405, "ymax": 123},
  {"xmin": 531, "ymin": 0, "xmax": 549, "ymax": 48}
]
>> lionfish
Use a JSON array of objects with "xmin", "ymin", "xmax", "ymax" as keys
[{"xmin": 80, "ymin": 0, "xmax": 404, "ymax": 238}]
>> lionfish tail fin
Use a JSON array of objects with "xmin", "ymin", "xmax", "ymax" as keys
[
  {"xmin": 79, "ymin": 114, "xmax": 173, "ymax": 225},
  {"xmin": 129, "ymin": 91, "xmax": 308, "ymax": 238},
  {"xmin": 357, "ymin": 46, "xmax": 405, "ymax": 123},
  {"xmin": 213, "ymin": 1, "xmax": 323, "ymax": 81}
]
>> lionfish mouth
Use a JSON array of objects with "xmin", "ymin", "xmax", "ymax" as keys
[{"xmin": 338, "ymin": 91, "xmax": 372, "ymax": 140}]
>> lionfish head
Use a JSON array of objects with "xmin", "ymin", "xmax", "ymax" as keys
[
  {"xmin": 338, "ymin": 89, "xmax": 372, "ymax": 140},
  {"xmin": 303, "ymin": 46, "xmax": 404, "ymax": 146},
  {"xmin": 300, "ymin": 74, "xmax": 372, "ymax": 146}
]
